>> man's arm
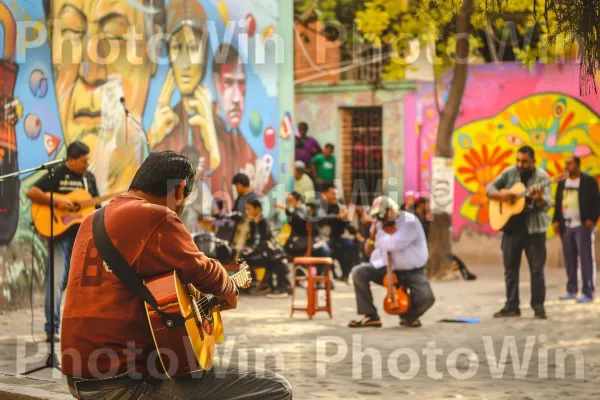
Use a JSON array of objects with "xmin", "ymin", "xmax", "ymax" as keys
[
  {"xmin": 534, "ymin": 174, "xmax": 552, "ymax": 211},
  {"xmin": 378, "ymin": 218, "xmax": 421, "ymax": 252},
  {"xmin": 590, "ymin": 175, "xmax": 600, "ymax": 223},
  {"xmin": 138, "ymin": 217, "xmax": 236, "ymax": 300},
  {"xmin": 26, "ymin": 174, "xmax": 73, "ymax": 209},
  {"xmin": 486, "ymin": 169, "xmax": 511, "ymax": 201}
]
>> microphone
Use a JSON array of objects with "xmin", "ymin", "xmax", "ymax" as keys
[{"xmin": 120, "ymin": 97, "xmax": 129, "ymax": 115}]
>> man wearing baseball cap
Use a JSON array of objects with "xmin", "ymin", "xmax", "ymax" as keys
[
  {"xmin": 348, "ymin": 196, "xmax": 435, "ymax": 328},
  {"xmin": 294, "ymin": 160, "xmax": 316, "ymax": 203}
]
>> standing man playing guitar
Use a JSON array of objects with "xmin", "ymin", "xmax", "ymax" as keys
[
  {"xmin": 487, "ymin": 146, "xmax": 552, "ymax": 319},
  {"xmin": 348, "ymin": 196, "xmax": 434, "ymax": 328},
  {"xmin": 60, "ymin": 151, "xmax": 292, "ymax": 399},
  {"xmin": 26, "ymin": 141, "xmax": 99, "ymax": 343}
]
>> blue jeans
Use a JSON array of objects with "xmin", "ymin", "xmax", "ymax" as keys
[{"xmin": 45, "ymin": 232, "xmax": 76, "ymax": 334}]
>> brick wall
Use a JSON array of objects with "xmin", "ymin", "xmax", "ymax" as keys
[{"xmin": 294, "ymin": 22, "xmax": 341, "ymax": 84}]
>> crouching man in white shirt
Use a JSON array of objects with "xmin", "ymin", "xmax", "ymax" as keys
[{"xmin": 348, "ymin": 196, "xmax": 435, "ymax": 328}]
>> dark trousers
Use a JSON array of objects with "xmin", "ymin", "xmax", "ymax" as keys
[
  {"xmin": 249, "ymin": 257, "xmax": 290, "ymax": 290},
  {"xmin": 501, "ymin": 232, "xmax": 546, "ymax": 311},
  {"xmin": 329, "ymin": 237, "xmax": 355, "ymax": 278},
  {"xmin": 69, "ymin": 362, "xmax": 292, "ymax": 400},
  {"xmin": 561, "ymin": 225, "xmax": 596, "ymax": 298},
  {"xmin": 351, "ymin": 263, "xmax": 435, "ymax": 321}
]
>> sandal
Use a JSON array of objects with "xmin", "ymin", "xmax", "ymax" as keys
[
  {"xmin": 400, "ymin": 319, "xmax": 422, "ymax": 328},
  {"xmin": 348, "ymin": 316, "xmax": 382, "ymax": 328}
]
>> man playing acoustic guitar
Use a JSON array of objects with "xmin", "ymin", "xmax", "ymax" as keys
[
  {"xmin": 487, "ymin": 146, "xmax": 552, "ymax": 319},
  {"xmin": 348, "ymin": 196, "xmax": 435, "ymax": 328},
  {"xmin": 27, "ymin": 141, "xmax": 99, "ymax": 343},
  {"xmin": 60, "ymin": 151, "xmax": 292, "ymax": 399}
]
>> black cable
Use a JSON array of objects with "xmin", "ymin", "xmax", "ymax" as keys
[{"xmin": 30, "ymin": 222, "xmax": 37, "ymax": 343}]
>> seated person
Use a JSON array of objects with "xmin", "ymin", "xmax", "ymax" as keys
[
  {"xmin": 280, "ymin": 192, "xmax": 330, "ymax": 259},
  {"xmin": 60, "ymin": 150, "xmax": 291, "ymax": 398},
  {"xmin": 315, "ymin": 184, "xmax": 356, "ymax": 282},
  {"xmin": 348, "ymin": 196, "xmax": 435, "ymax": 328},
  {"xmin": 242, "ymin": 199, "xmax": 291, "ymax": 298}
]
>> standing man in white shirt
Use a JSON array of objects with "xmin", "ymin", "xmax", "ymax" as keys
[
  {"xmin": 348, "ymin": 196, "xmax": 435, "ymax": 328},
  {"xmin": 553, "ymin": 155, "xmax": 600, "ymax": 303},
  {"xmin": 293, "ymin": 161, "xmax": 316, "ymax": 203}
]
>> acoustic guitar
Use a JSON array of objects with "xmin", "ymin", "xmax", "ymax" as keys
[
  {"xmin": 144, "ymin": 263, "xmax": 252, "ymax": 377},
  {"xmin": 31, "ymin": 189, "xmax": 123, "ymax": 238},
  {"xmin": 382, "ymin": 251, "xmax": 411, "ymax": 315},
  {"xmin": 488, "ymin": 180, "xmax": 551, "ymax": 232}
]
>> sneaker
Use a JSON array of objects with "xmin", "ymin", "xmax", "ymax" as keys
[
  {"xmin": 559, "ymin": 293, "xmax": 576, "ymax": 301},
  {"xmin": 348, "ymin": 315, "xmax": 382, "ymax": 328},
  {"xmin": 533, "ymin": 306, "xmax": 547, "ymax": 320},
  {"xmin": 251, "ymin": 283, "xmax": 271, "ymax": 296},
  {"xmin": 45, "ymin": 332, "xmax": 59, "ymax": 343},
  {"xmin": 266, "ymin": 288, "xmax": 289, "ymax": 299},
  {"xmin": 576, "ymin": 295, "xmax": 594, "ymax": 304},
  {"xmin": 493, "ymin": 308, "xmax": 521, "ymax": 318}
]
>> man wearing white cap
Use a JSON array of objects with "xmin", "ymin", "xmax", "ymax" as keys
[
  {"xmin": 294, "ymin": 160, "xmax": 316, "ymax": 203},
  {"xmin": 348, "ymin": 196, "xmax": 435, "ymax": 328}
]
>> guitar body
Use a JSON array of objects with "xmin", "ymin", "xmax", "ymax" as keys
[
  {"xmin": 144, "ymin": 271, "xmax": 224, "ymax": 377},
  {"xmin": 143, "ymin": 264, "xmax": 251, "ymax": 379},
  {"xmin": 382, "ymin": 273, "xmax": 411, "ymax": 315},
  {"xmin": 31, "ymin": 189, "xmax": 97, "ymax": 238},
  {"xmin": 488, "ymin": 182, "xmax": 527, "ymax": 231}
]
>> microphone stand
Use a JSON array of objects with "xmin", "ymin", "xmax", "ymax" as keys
[{"xmin": 0, "ymin": 159, "xmax": 64, "ymax": 375}]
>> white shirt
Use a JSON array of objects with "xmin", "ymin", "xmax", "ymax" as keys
[
  {"xmin": 563, "ymin": 177, "xmax": 581, "ymax": 228},
  {"xmin": 370, "ymin": 212, "xmax": 429, "ymax": 271},
  {"xmin": 294, "ymin": 174, "xmax": 316, "ymax": 203}
]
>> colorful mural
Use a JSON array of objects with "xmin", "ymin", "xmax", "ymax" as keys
[
  {"xmin": 0, "ymin": 0, "xmax": 293, "ymax": 307},
  {"xmin": 404, "ymin": 64, "xmax": 600, "ymax": 240}
]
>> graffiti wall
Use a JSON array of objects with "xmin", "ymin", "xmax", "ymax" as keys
[
  {"xmin": 0, "ymin": 0, "xmax": 293, "ymax": 307},
  {"xmin": 404, "ymin": 63, "xmax": 600, "ymax": 240}
]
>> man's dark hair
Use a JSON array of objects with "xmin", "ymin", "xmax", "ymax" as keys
[
  {"xmin": 129, "ymin": 151, "xmax": 196, "ymax": 198},
  {"xmin": 232, "ymin": 173, "xmax": 250, "ymax": 187},
  {"xmin": 213, "ymin": 43, "xmax": 243, "ymax": 77},
  {"xmin": 247, "ymin": 198, "xmax": 262, "ymax": 210},
  {"xmin": 321, "ymin": 182, "xmax": 336, "ymax": 192},
  {"xmin": 298, "ymin": 122, "xmax": 308, "ymax": 133},
  {"xmin": 290, "ymin": 191, "xmax": 304, "ymax": 203},
  {"xmin": 517, "ymin": 145, "xmax": 535, "ymax": 160},
  {"xmin": 415, "ymin": 197, "xmax": 429, "ymax": 208},
  {"xmin": 573, "ymin": 155, "xmax": 581, "ymax": 166},
  {"xmin": 66, "ymin": 141, "xmax": 90, "ymax": 160},
  {"xmin": 325, "ymin": 143, "xmax": 335, "ymax": 151}
]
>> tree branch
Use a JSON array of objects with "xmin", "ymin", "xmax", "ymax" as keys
[
  {"xmin": 434, "ymin": 0, "xmax": 474, "ymax": 159},
  {"xmin": 433, "ymin": 63, "xmax": 442, "ymax": 115}
]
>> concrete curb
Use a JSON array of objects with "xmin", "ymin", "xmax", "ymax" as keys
[{"xmin": 0, "ymin": 374, "xmax": 71, "ymax": 400}]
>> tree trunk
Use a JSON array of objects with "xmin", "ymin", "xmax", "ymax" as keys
[{"xmin": 427, "ymin": 0, "xmax": 474, "ymax": 279}]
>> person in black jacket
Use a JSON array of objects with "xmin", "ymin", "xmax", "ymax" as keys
[
  {"xmin": 552, "ymin": 155, "xmax": 600, "ymax": 303},
  {"xmin": 242, "ymin": 199, "xmax": 291, "ymax": 298}
]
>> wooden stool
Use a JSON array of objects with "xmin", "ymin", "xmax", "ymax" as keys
[{"xmin": 290, "ymin": 257, "xmax": 334, "ymax": 319}]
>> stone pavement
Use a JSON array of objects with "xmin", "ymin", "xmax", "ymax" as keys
[{"xmin": 1, "ymin": 265, "xmax": 599, "ymax": 399}]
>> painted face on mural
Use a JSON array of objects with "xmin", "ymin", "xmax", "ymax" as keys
[
  {"xmin": 50, "ymin": 0, "xmax": 159, "ymax": 148},
  {"xmin": 169, "ymin": 25, "xmax": 207, "ymax": 96},
  {"xmin": 218, "ymin": 58, "xmax": 246, "ymax": 128}
]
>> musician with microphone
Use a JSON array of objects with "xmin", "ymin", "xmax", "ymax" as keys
[
  {"xmin": 26, "ymin": 141, "xmax": 99, "ymax": 343},
  {"xmin": 348, "ymin": 196, "xmax": 434, "ymax": 328}
]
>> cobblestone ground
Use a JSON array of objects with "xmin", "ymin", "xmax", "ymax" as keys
[{"xmin": 1, "ymin": 265, "xmax": 599, "ymax": 399}]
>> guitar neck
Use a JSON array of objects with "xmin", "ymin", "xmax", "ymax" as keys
[
  {"xmin": 80, "ymin": 192, "xmax": 122, "ymax": 208},
  {"xmin": 386, "ymin": 251, "xmax": 394, "ymax": 292},
  {"xmin": 231, "ymin": 270, "xmax": 248, "ymax": 288}
]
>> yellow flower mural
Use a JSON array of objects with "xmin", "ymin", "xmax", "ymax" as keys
[{"xmin": 454, "ymin": 93, "xmax": 600, "ymax": 236}]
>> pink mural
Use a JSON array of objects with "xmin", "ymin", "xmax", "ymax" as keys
[{"xmin": 404, "ymin": 63, "xmax": 600, "ymax": 239}]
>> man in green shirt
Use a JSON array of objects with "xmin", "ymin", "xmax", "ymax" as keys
[{"xmin": 312, "ymin": 143, "xmax": 336, "ymax": 188}]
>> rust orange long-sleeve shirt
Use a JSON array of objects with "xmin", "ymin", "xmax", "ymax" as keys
[{"xmin": 60, "ymin": 194, "xmax": 236, "ymax": 379}]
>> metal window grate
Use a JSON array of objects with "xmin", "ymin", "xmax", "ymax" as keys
[{"xmin": 341, "ymin": 107, "xmax": 383, "ymax": 206}]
